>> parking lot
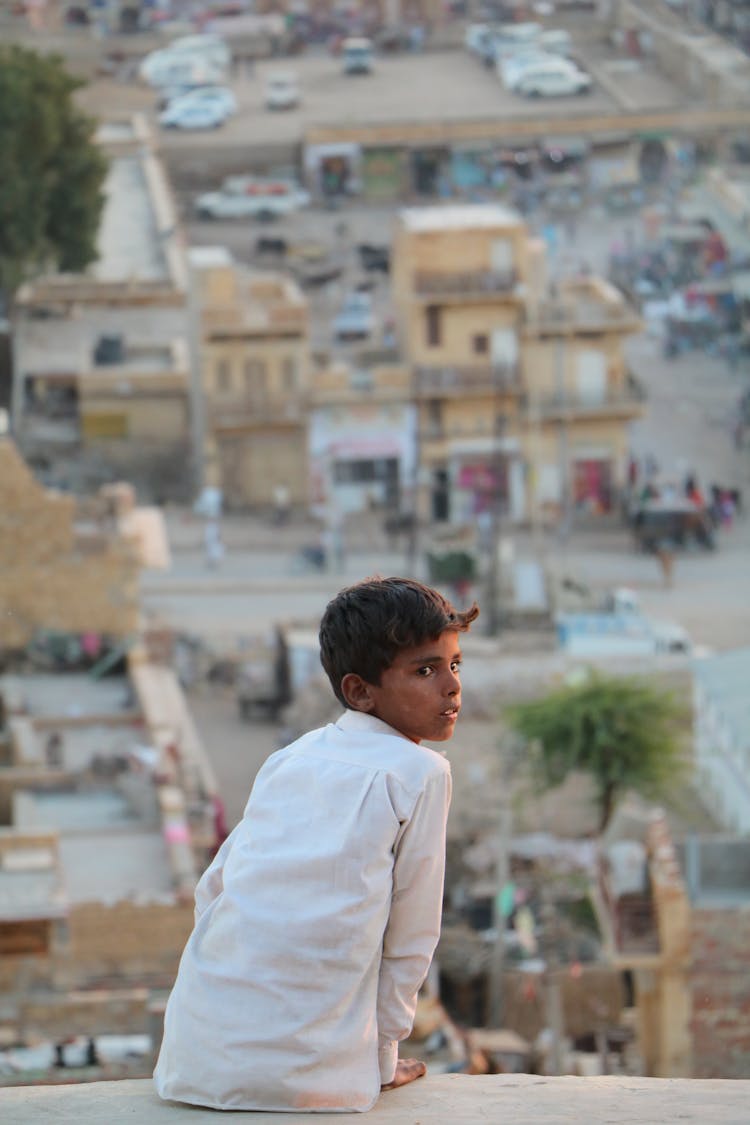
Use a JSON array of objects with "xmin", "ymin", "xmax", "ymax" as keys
[{"xmin": 77, "ymin": 42, "xmax": 685, "ymax": 162}]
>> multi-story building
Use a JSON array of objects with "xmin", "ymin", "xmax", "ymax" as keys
[
  {"xmin": 308, "ymin": 352, "xmax": 415, "ymax": 519},
  {"xmin": 391, "ymin": 204, "xmax": 644, "ymax": 528},
  {"xmin": 11, "ymin": 115, "xmax": 193, "ymax": 501},
  {"xmin": 190, "ymin": 248, "xmax": 310, "ymax": 511}
]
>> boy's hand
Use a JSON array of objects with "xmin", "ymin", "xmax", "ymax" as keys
[{"xmin": 381, "ymin": 1058, "xmax": 426, "ymax": 1092}]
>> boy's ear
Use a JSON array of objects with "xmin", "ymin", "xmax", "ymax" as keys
[{"xmin": 340, "ymin": 673, "xmax": 376, "ymax": 713}]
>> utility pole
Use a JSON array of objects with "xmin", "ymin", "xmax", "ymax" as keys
[
  {"xmin": 484, "ymin": 369, "xmax": 507, "ymax": 636},
  {"xmin": 406, "ymin": 365, "xmax": 421, "ymax": 576},
  {"xmin": 488, "ymin": 777, "xmax": 511, "ymax": 1028},
  {"xmin": 554, "ymin": 328, "xmax": 571, "ymax": 545}
]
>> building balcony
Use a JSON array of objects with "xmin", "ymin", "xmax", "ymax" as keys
[
  {"xmin": 207, "ymin": 398, "xmax": 308, "ymax": 429},
  {"xmin": 413, "ymin": 269, "xmax": 519, "ymax": 300},
  {"xmin": 520, "ymin": 376, "xmax": 646, "ymax": 420},
  {"xmin": 414, "ymin": 363, "xmax": 521, "ymax": 398},
  {"xmin": 3, "ymin": 1074, "xmax": 747, "ymax": 1122},
  {"xmin": 524, "ymin": 293, "xmax": 642, "ymax": 337}
]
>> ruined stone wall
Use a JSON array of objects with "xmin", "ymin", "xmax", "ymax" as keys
[
  {"xmin": 691, "ymin": 905, "xmax": 750, "ymax": 1078},
  {"xmin": 0, "ymin": 439, "xmax": 139, "ymax": 650}
]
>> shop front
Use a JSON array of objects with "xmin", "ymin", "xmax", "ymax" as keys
[
  {"xmin": 304, "ymin": 141, "xmax": 363, "ymax": 201},
  {"xmin": 572, "ymin": 452, "xmax": 614, "ymax": 515},
  {"xmin": 361, "ymin": 146, "xmax": 407, "ymax": 201},
  {"xmin": 410, "ymin": 146, "xmax": 451, "ymax": 197}
]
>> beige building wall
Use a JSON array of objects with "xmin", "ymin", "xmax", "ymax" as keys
[
  {"xmin": 0, "ymin": 439, "xmax": 140, "ymax": 650},
  {"xmin": 393, "ymin": 206, "xmax": 643, "ymax": 525},
  {"xmin": 194, "ymin": 257, "xmax": 311, "ymax": 510}
]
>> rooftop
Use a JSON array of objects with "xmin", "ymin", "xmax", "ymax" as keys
[
  {"xmin": 16, "ymin": 306, "xmax": 188, "ymax": 380},
  {"xmin": 2, "ymin": 1074, "xmax": 748, "ymax": 1124}
]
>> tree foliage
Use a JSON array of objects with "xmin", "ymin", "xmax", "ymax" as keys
[
  {"xmin": 505, "ymin": 671, "xmax": 687, "ymax": 831},
  {"xmin": 0, "ymin": 45, "xmax": 107, "ymax": 301}
]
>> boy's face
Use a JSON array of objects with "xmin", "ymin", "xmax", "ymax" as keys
[{"xmin": 343, "ymin": 630, "xmax": 462, "ymax": 744}]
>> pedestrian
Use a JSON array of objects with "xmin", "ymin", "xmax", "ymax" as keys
[
  {"xmin": 656, "ymin": 544, "xmax": 675, "ymax": 588},
  {"xmin": 204, "ymin": 520, "xmax": 224, "ymax": 569},
  {"xmin": 154, "ymin": 577, "xmax": 478, "ymax": 1112},
  {"xmin": 719, "ymin": 491, "xmax": 735, "ymax": 529},
  {"xmin": 273, "ymin": 482, "xmax": 291, "ymax": 526}
]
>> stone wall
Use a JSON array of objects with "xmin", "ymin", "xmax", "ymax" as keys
[
  {"xmin": 62, "ymin": 901, "xmax": 193, "ymax": 988},
  {"xmin": 691, "ymin": 905, "xmax": 750, "ymax": 1078},
  {"xmin": 0, "ymin": 438, "xmax": 139, "ymax": 650}
]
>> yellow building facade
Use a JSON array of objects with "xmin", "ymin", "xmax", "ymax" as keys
[
  {"xmin": 391, "ymin": 205, "xmax": 644, "ymax": 527},
  {"xmin": 191, "ymin": 249, "xmax": 310, "ymax": 510}
]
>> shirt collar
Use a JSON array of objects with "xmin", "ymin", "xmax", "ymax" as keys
[{"xmin": 335, "ymin": 709, "xmax": 410, "ymax": 742}]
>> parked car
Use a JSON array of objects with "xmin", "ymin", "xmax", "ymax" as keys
[
  {"xmin": 195, "ymin": 177, "xmax": 311, "ymax": 219},
  {"xmin": 140, "ymin": 35, "xmax": 230, "ymax": 88},
  {"xmin": 142, "ymin": 52, "xmax": 227, "ymax": 89},
  {"xmin": 515, "ymin": 61, "xmax": 591, "ymax": 98},
  {"xmin": 342, "ymin": 37, "xmax": 374, "ymax": 74},
  {"xmin": 264, "ymin": 71, "xmax": 300, "ymax": 110},
  {"xmin": 166, "ymin": 85, "xmax": 237, "ymax": 118},
  {"xmin": 159, "ymin": 100, "xmax": 227, "ymax": 130},
  {"xmin": 333, "ymin": 292, "xmax": 375, "ymax": 340},
  {"xmin": 498, "ymin": 49, "xmax": 554, "ymax": 90}
]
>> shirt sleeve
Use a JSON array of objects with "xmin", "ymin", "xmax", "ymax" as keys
[
  {"xmin": 193, "ymin": 827, "xmax": 236, "ymax": 922},
  {"xmin": 375, "ymin": 766, "xmax": 452, "ymax": 1084}
]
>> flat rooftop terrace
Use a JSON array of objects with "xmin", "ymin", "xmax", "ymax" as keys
[
  {"xmin": 16, "ymin": 306, "xmax": 188, "ymax": 377},
  {"xmin": 2, "ymin": 1074, "xmax": 748, "ymax": 1124}
]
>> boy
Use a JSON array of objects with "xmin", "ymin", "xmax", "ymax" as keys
[{"xmin": 154, "ymin": 576, "xmax": 478, "ymax": 1112}]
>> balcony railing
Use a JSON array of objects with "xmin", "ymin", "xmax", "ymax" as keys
[
  {"xmin": 414, "ymin": 269, "xmax": 517, "ymax": 297},
  {"xmin": 414, "ymin": 363, "xmax": 521, "ymax": 397},
  {"xmin": 208, "ymin": 398, "xmax": 308, "ymax": 428},
  {"xmin": 521, "ymin": 376, "xmax": 646, "ymax": 419},
  {"xmin": 525, "ymin": 298, "xmax": 641, "ymax": 334}
]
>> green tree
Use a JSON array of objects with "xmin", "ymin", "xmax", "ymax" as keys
[
  {"xmin": 0, "ymin": 45, "xmax": 107, "ymax": 306},
  {"xmin": 505, "ymin": 671, "xmax": 687, "ymax": 832}
]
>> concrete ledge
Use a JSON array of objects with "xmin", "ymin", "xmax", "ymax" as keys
[{"xmin": 2, "ymin": 1074, "xmax": 748, "ymax": 1123}]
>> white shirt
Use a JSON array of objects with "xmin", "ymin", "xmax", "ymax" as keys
[{"xmin": 153, "ymin": 710, "xmax": 452, "ymax": 1112}]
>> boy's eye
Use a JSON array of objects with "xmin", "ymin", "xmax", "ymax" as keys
[
  {"xmin": 451, "ymin": 661, "xmax": 462, "ymax": 673},
  {"xmin": 417, "ymin": 666, "xmax": 433, "ymax": 677}
]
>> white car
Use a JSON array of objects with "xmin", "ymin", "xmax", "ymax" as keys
[
  {"xmin": 167, "ymin": 86, "xmax": 237, "ymax": 119},
  {"xmin": 159, "ymin": 100, "xmax": 227, "ymax": 130},
  {"xmin": 140, "ymin": 34, "xmax": 230, "ymax": 84},
  {"xmin": 195, "ymin": 178, "xmax": 311, "ymax": 219},
  {"xmin": 333, "ymin": 292, "xmax": 375, "ymax": 341},
  {"xmin": 499, "ymin": 50, "xmax": 555, "ymax": 90},
  {"xmin": 516, "ymin": 63, "xmax": 592, "ymax": 97},
  {"xmin": 264, "ymin": 72, "xmax": 300, "ymax": 111},
  {"xmin": 141, "ymin": 51, "xmax": 227, "ymax": 89}
]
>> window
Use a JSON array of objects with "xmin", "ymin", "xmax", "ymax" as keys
[
  {"xmin": 473, "ymin": 333, "xmax": 489, "ymax": 355},
  {"xmin": 425, "ymin": 305, "xmax": 442, "ymax": 347},
  {"xmin": 282, "ymin": 356, "xmax": 297, "ymax": 391},
  {"xmin": 216, "ymin": 359, "xmax": 231, "ymax": 393},
  {"xmin": 426, "ymin": 398, "xmax": 442, "ymax": 436},
  {"xmin": 333, "ymin": 458, "xmax": 397, "ymax": 485},
  {"xmin": 243, "ymin": 357, "xmax": 267, "ymax": 390}
]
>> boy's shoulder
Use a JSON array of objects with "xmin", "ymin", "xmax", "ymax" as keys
[{"xmin": 276, "ymin": 711, "xmax": 450, "ymax": 788}]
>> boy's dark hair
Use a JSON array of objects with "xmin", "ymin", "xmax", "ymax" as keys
[{"xmin": 319, "ymin": 576, "xmax": 479, "ymax": 707}]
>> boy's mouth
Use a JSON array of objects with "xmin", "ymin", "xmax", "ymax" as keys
[{"xmin": 441, "ymin": 706, "xmax": 460, "ymax": 717}]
